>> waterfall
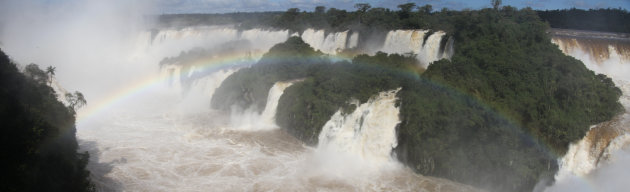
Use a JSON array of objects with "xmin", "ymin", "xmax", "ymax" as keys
[
  {"xmin": 161, "ymin": 64, "xmax": 183, "ymax": 92},
  {"xmin": 259, "ymin": 81, "xmax": 297, "ymax": 127},
  {"xmin": 320, "ymin": 31, "xmax": 348, "ymax": 54},
  {"xmin": 301, "ymin": 29, "xmax": 326, "ymax": 52},
  {"xmin": 546, "ymin": 30, "xmax": 630, "ymax": 191},
  {"xmin": 347, "ymin": 32, "xmax": 359, "ymax": 49},
  {"xmin": 145, "ymin": 27, "xmax": 453, "ymax": 65},
  {"xmin": 177, "ymin": 69, "xmax": 238, "ymax": 113},
  {"xmin": 315, "ymin": 88, "xmax": 401, "ymax": 170},
  {"xmin": 553, "ymin": 80, "xmax": 630, "ymax": 178},
  {"xmin": 381, "ymin": 30, "xmax": 424, "ymax": 55},
  {"xmin": 238, "ymin": 29, "xmax": 291, "ymax": 58},
  {"xmin": 381, "ymin": 30, "xmax": 452, "ymax": 68},
  {"xmin": 551, "ymin": 35, "xmax": 630, "ymax": 82},
  {"xmin": 229, "ymin": 80, "xmax": 296, "ymax": 131}
]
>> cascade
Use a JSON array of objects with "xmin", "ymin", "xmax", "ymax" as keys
[
  {"xmin": 347, "ymin": 32, "xmax": 359, "ymax": 49},
  {"xmin": 419, "ymin": 31, "xmax": 449, "ymax": 67},
  {"xmin": 177, "ymin": 69, "xmax": 238, "ymax": 113},
  {"xmin": 238, "ymin": 29, "xmax": 291, "ymax": 58},
  {"xmin": 320, "ymin": 30, "xmax": 348, "ymax": 54},
  {"xmin": 301, "ymin": 29, "xmax": 326, "ymax": 52},
  {"xmin": 259, "ymin": 81, "xmax": 297, "ymax": 127},
  {"xmin": 548, "ymin": 30, "xmax": 630, "ymax": 191},
  {"xmin": 146, "ymin": 27, "xmax": 453, "ymax": 66},
  {"xmin": 551, "ymin": 34, "xmax": 630, "ymax": 81},
  {"xmin": 230, "ymin": 80, "xmax": 296, "ymax": 131},
  {"xmin": 316, "ymin": 88, "xmax": 401, "ymax": 168},
  {"xmin": 380, "ymin": 30, "xmax": 452, "ymax": 68},
  {"xmin": 160, "ymin": 64, "xmax": 183, "ymax": 92}
]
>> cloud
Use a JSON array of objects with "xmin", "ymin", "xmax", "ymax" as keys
[{"xmin": 567, "ymin": 0, "xmax": 609, "ymax": 9}]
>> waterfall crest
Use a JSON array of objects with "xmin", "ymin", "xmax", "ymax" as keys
[
  {"xmin": 551, "ymin": 33, "xmax": 630, "ymax": 82},
  {"xmin": 145, "ymin": 27, "xmax": 453, "ymax": 68},
  {"xmin": 380, "ymin": 30, "xmax": 453, "ymax": 68}
]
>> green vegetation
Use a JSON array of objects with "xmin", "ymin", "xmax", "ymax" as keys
[
  {"xmin": 211, "ymin": 37, "xmax": 326, "ymax": 111},
  {"xmin": 277, "ymin": 53, "xmax": 420, "ymax": 144},
  {"xmin": 0, "ymin": 49, "xmax": 93, "ymax": 191},
  {"xmin": 538, "ymin": 8, "xmax": 630, "ymax": 33},
  {"xmin": 210, "ymin": 4, "xmax": 623, "ymax": 192},
  {"xmin": 422, "ymin": 7, "xmax": 623, "ymax": 155}
]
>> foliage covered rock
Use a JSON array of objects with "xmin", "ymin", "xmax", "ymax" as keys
[{"xmin": 0, "ymin": 49, "xmax": 93, "ymax": 191}]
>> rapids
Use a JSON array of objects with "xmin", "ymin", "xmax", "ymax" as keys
[{"xmin": 78, "ymin": 73, "xmax": 478, "ymax": 191}]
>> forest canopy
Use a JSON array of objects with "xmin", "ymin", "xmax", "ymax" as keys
[{"xmin": 155, "ymin": 5, "xmax": 630, "ymax": 34}]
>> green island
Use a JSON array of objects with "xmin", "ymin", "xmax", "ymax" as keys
[{"xmin": 211, "ymin": 5, "xmax": 624, "ymax": 192}]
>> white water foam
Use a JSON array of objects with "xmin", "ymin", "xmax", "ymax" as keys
[
  {"xmin": 78, "ymin": 83, "xmax": 479, "ymax": 192},
  {"xmin": 304, "ymin": 88, "xmax": 407, "ymax": 187},
  {"xmin": 317, "ymin": 88, "xmax": 401, "ymax": 169}
]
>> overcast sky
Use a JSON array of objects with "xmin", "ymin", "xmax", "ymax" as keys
[{"xmin": 152, "ymin": 0, "xmax": 630, "ymax": 13}]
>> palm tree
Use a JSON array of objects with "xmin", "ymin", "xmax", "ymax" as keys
[{"xmin": 46, "ymin": 66, "xmax": 56, "ymax": 86}]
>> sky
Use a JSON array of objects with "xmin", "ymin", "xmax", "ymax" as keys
[
  {"xmin": 151, "ymin": 0, "xmax": 630, "ymax": 14},
  {"xmin": 2, "ymin": 0, "xmax": 627, "ymax": 14}
]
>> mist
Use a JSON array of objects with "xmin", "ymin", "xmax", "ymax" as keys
[
  {"xmin": 0, "ymin": 0, "xmax": 160, "ymax": 120},
  {"xmin": 546, "ymin": 147, "xmax": 630, "ymax": 192}
]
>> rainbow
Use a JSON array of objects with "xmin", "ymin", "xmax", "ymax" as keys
[
  {"xmin": 75, "ymin": 47, "xmax": 563, "ymax": 163},
  {"xmin": 75, "ymin": 51, "xmax": 262, "ymax": 124},
  {"xmin": 75, "ymin": 50, "xmax": 356, "ymax": 124}
]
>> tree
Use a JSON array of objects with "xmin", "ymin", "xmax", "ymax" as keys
[
  {"xmin": 65, "ymin": 91, "xmax": 87, "ymax": 112},
  {"xmin": 355, "ymin": 3, "xmax": 372, "ymax": 24},
  {"xmin": 46, "ymin": 66, "xmax": 56, "ymax": 86},
  {"xmin": 24, "ymin": 63, "xmax": 48, "ymax": 84},
  {"xmin": 315, "ymin": 6, "xmax": 326, "ymax": 14},
  {"xmin": 418, "ymin": 4, "xmax": 433, "ymax": 14},
  {"xmin": 398, "ymin": 3, "xmax": 416, "ymax": 19},
  {"xmin": 275, "ymin": 8, "xmax": 301, "ymax": 30},
  {"xmin": 492, "ymin": 0, "xmax": 502, "ymax": 10},
  {"xmin": 354, "ymin": 3, "xmax": 371, "ymax": 13},
  {"xmin": 398, "ymin": 3, "xmax": 416, "ymax": 13}
]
